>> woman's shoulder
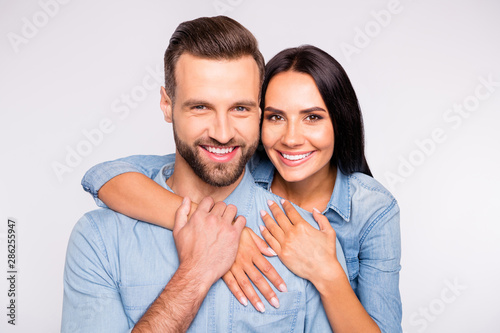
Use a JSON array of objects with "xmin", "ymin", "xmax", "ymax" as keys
[
  {"xmin": 348, "ymin": 172, "xmax": 396, "ymax": 203},
  {"xmin": 333, "ymin": 171, "xmax": 399, "ymax": 224}
]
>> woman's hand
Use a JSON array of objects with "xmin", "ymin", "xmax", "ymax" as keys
[
  {"xmin": 222, "ymin": 227, "xmax": 288, "ymax": 312},
  {"xmin": 259, "ymin": 199, "xmax": 343, "ymax": 285}
]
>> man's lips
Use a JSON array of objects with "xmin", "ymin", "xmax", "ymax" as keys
[
  {"xmin": 200, "ymin": 145, "xmax": 239, "ymax": 162},
  {"xmin": 202, "ymin": 145, "xmax": 236, "ymax": 155}
]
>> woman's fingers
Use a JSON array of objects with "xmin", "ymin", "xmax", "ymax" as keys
[
  {"xmin": 247, "ymin": 227, "xmax": 277, "ymax": 257},
  {"xmin": 231, "ymin": 266, "xmax": 267, "ymax": 313},
  {"xmin": 244, "ymin": 259, "xmax": 281, "ymax": 310},
  {"xmin": 252, "ymin": 251, "xmax": 288, "ymax": 293},
  {"xmin": 222, "ymin": 271, "xmax": 248, "ymax": 307},
  {"xmin": 312, "ymin": 208, "xmax": 335, "ymax": 235},
  {"xmin": 281, "ymin": 199, "xmax": 305, "ymax": 226},
  {"xmin": 267, "ymin": 200, "xmax": 292, "ymax": 231},
  {"xmin": 260, "ymin": 210, "xmax": 285, "ymax": 245}
]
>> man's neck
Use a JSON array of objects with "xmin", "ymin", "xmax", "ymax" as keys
[{"xmin": 165, "ymin": 152, "xmax": 244, "ymax": 203}]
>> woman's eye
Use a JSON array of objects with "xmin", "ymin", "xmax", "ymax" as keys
[
  {"xmin": 268, "ymin": 115, "xmax": 284, "ymax": 121},
  {"xmin": 305, "ymin": 114, "xmax": 322, "ymax": 121}
]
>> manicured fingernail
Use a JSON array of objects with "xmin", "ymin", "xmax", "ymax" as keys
[
  {"xmin": 260, "ymin": 210, "xmax": 267, "ymax": 217},
  {"xmin": 259, "ymin": 225, "xmax": 265, "ymax": 232},
  {"xmin": 256, "ymin": 301, "xmax": 265, "ymax": 313},
  {"xmin": 267, "ymin": 200, "xmax": 274, "ymax": 206},
  {"xmin": 278, "ymin": 283, "xmax": 288, "ymax": 292},
  {"xmin": 240, "ymin": 297, "xmax": 248, "ymax": 306},
  {"xmin": 280, "ymin": 199, "xmax": 285, "ymax": 205},
  {"xmin": 313, "ymin": 207, "xmax": 321, "ymax": 213},
  {"xmin": 270, "ymin": 297, "xmax": 280, "ymax": 309},
  {"xmin": 268, "ymin": 247, "xmax": 277, "ymax": 256}
]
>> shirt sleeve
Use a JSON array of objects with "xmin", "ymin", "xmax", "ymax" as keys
[
  {"xmin": 81, "ymin": 154, "xmax": 175, "ymax": 208},
  {"xmin": 62, "ymin": 214, "xmax": 132, "ymax": 333},
  {"xmin": 357, "ymin": 199, "xmax": 402, "ymax": 333}
]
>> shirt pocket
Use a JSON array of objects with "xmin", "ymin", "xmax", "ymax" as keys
[
  {"xmin": 229, "ymin": 291, "xmax": 302, "ymax": 332},
  {"xmin": 120, "ymin": 284, "xmax": 165, "ymax": 324}
]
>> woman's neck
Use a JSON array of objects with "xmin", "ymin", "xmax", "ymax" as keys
[{"xmin": 271, "ymin": 165, "xmax": 337, "ymax": 213}]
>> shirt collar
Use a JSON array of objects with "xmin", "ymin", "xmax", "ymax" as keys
[
  {"xmin": 326, "ymin": 169, "xmax": 352, "ymax": 223},
  {"xmin": 154, "ymin": 162, "xmax": 255, "ymax": 218}
]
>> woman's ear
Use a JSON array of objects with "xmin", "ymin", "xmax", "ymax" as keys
[{"xmin": 160, "ymin": 86, "xmax": 173, "ymax": 123}]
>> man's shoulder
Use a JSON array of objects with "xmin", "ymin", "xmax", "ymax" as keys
[{"xmin": 70, "ymin": 208, "xmax": 139, "ymax": 247}]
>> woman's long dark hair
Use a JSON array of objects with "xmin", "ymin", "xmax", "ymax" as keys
[{"xmin": 260, "ymin": 45, "xmax": 372, "ymax": 177}]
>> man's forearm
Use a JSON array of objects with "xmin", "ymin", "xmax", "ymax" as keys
[{"xmin": 132, "ymin": 265, "xmax": 212, "ymax": 333}]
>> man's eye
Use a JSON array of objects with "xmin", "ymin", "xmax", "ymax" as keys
[
  {"xmin": 234, "ymin": 106, "xmax": 248, "ymax": 112},
  {"xmin": 194, "ymin": 105, "xmax": 207, "ymax": 110}
]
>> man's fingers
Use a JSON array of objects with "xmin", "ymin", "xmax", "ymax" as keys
[
  {"xmin": 197, "ymin": 196, "xmax": 215, "ymax": 212},
  {"xmin": 267, "ymin": 200, "xmax": 292, "ymax": 231},
  {"xmin": 173, "ymin": 197, "xmax": 191, "ymax": 234},
  {"xmin": 222, "ymin": 271, "xmax": 248, "ymax": 307},
  {"xmin": 232, "ymin": 215, "xmax": 246, "ymax": 233},
  {"xmin": 210, "ymin": 200, "xmax": 227, "ymax": 216}
]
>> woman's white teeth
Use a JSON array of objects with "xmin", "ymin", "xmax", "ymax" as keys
[
  {"xmin": 282, "ymin": 152, "xmax": 312, "ymax": 161},
  {"xmin": 206, "ymin": 146, "xmax": 234, "ymax": 154}
]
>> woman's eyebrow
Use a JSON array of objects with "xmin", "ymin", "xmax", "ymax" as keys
[{"xmin": 264, "ymin": 106, "xmax": 327, "ymax": 113}]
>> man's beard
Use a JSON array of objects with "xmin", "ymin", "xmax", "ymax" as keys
[{"xmin": 173, "ymin": 129, "xmax": 258, "ymax": 187}]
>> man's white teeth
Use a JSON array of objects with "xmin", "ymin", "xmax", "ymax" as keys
[
  {"xmin": 205, "ymin": 146, "xmax": 234, "ymax": 154},
  {"xmin": 282, "ymin": 152, "xmax": 312, "ymax": 161}
]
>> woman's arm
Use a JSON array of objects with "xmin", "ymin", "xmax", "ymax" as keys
[
  {"xmin": 99, "ymin": 172, "xmax": 186, "ymax": 229},
  {"xmin": 260, "ymin": 200, "xmax": 381, "ymax": 333},
  {"xmin": 82, "ymin": 155, "xmax": 287, "ymax": 309}
]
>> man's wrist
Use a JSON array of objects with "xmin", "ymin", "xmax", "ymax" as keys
[{"xmin": 176, "ymin": 262, "xmax": 216, "ymax": 295}]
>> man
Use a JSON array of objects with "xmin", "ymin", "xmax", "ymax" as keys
[{"xmin": 62, "ymin": 16, "xmax": 346, "ymax": 332}]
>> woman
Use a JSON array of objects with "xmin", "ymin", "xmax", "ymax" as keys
[{"xmin": 82, "ymin": 45, "xmax": 402, "ymax": 332}]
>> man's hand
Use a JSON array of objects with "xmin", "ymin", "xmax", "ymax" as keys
[
  {"xmin": 173, "ymin": 196, "xmax": 246, "ymax": 289},
  {"xmin": 133, "ymin": 197, "xmax": 245, "ymax": 332}
]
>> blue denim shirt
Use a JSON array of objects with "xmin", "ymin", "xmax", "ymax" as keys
[
  {"xmin": 80, "ymin": 153, "xmax": 402, "ymax": 332},
  {"xmin": 65, "ymin": 161, "xmax": 348, "ymax": 332}
]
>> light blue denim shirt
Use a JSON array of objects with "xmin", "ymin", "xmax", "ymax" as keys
[
  {"xmin": 80, "ymin": 153, "xmax": 402, "ymax": 332},
  {"xmin": 65, "ymin": 161, "xmax": 348, "ymax": 332}
]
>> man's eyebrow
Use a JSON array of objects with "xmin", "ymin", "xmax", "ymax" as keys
[
  {"xmin": 233, "ymin": 100, "xmax": 259, "ymax": 108},
  {"xmin": 181, "ymin": 99, "xmax": 214, "ymax": 108},
  {"xmin": 181, "ymin": 99, "xmax": 259, "ymax": 108},
  {"xmin": 264, "ymin": 106, "xmax": 327, "ymax": 114}
]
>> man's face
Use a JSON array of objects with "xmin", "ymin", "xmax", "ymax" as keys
[{"xmin": 162, "ymin": 54, "xmax": 261, "ymax": 187}]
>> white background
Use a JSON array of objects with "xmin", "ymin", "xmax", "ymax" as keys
[{"xmin": 1, "ymin": 0, "xmax": 499, "ymax": 332}]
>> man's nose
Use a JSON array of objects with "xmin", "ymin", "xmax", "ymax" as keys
[{"xmin": 209, "ymin": 113, "xmax": 235, "ymax": 144}]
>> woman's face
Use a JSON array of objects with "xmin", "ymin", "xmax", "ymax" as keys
[{"xmin": 261, "ymin": 70, "xmax": 335, "ymax": 183}]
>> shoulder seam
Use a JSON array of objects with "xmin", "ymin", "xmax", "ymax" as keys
[
  {"xmin": 84, "ymin": 212, "xmax": 110, "ymax": 262},
  {"xmin": 359, "ymin": 199, "xmax": 398, "ymax": 247}
]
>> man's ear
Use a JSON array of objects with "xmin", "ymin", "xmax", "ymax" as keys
[{"xmin": 160, "ymin": 86, "xmax": 173, "ymax": 123}]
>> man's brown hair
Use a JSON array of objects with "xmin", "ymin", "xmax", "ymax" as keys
[{"xmin": 164, "ymin": 16, "xmax": 265, "ymax": 103}]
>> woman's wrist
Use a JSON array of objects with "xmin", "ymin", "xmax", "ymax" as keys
[{"xmin": 309, "ymin": 260, "xmax": 348, "ymax": 295}]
